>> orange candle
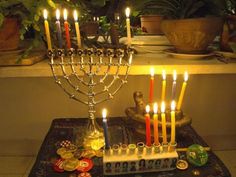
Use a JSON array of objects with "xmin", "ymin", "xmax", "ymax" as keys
[
  {"xmin": 145, "ymin": 105, "xmax": 151, "ymax": 146},
  {"xmin": 149, "ymin": 68, "xmax": 155, "ymax": 104},
  {"xmin": 161, "ymin": 101, "xmax": 167, "ymax": 144},
  {"xmin": 63, "ymin": 9, "xmax": 71, "ymax": 49},
  {"xmin": 153, "ymin": 103, "xmax": 159, "ymax": 145}
]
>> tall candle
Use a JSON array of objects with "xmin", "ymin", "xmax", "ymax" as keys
[
  {"xmin": 153, "ymin": 103, "xmax": 159, "ymax": 145},
  {"xmin": 102, "ymin": 109, "xmax": 110, "ymax": 149},
  {"xmin": 55, "ymin": 9, "xmax": 63, "ymax": 48},
  {"xmin": 177, "ymin": 72, "xmax": 189, "ymax": 110},
  {"xmin": 125, "ymin": 7, "xmax": 131, "ymax": 47},
  {"xmin": 171, "ymin": 70, "xmax": 177, "ymax": 100},
  {"xmin": 43, "ymin": 9, "xmax": 52, "ymax": 50},
  {"xmin": 161, "ymin": 70, "xmax": 166, "ymax": 101},
  {"xmin": 73, "ymin": 10, "xmax": 82, "ymax": 48},
  {"xmin": 170, "ymin": 101, "xmax": 176, "ymax": 144},
  {"xmin": 161, "ymin": 102, "xmax": 167, "ymax": 144},
  {"xmin": 63, "ymin": 9, "xmax": 71, "ymax": 49},
  {"xmin": 149, "ymin": 68, "xmax": 155, "ymax": 104},
  {"xmin": 145, "ymin": 105, "xmax": 151, "ymax": 146}
]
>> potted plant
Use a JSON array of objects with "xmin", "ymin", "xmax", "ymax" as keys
[
  {"xmin": 219, "ymin": 0, "xmax": 236, "ymax": 51},
  {"xmin": 130, "ymin": 0, "xmax": 165, "ymax": 34},
  {"xmin": 153, "ymin": 0, "xmax": 224, "ymax": 54}
]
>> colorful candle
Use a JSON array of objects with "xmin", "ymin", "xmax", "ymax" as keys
[
  {"xmin": 171, "ymin": 70, "xmax": 177, "ymax": 100},
  {"xmin": 102, "ymin": 109, "xmax": 110, "ymax": 149},
  {"xmin": 161, "ymin": 102, "xmax": 167, "ymax": 144},
  {"xmin": 145, "ymin": 105, "xmax": 151, "ymax": 146},
  {"xmin": 43, "ymin": 9, "xmax": 52, "ymax": 50},
  {"xmin": 125, "ymin": 7, "xmax": 131, "ymax": 47},
  {"xmin": 177, "ymin": 72, "xmax": 189, "ymax": 110},
  {"xmin": 170, "ymin": 101, "xmax": 176, "ymax": 144},
  {"xmin": 55, "ymin": 9, "xmax": 63, "ymax": 48},
  {"xmin": 63, "ymin": 9, "xmax": 71, "ymax": 49},
  {"xmin": 73, "ymin": 10, "xmax": 82, "ymax": 48},
  {"xmin": 161, "ymin": 70, "xmax": 166, "ymax": 101},
  {"xmin": 149, "ymin": 68, "xmax": 155, "ymax": 104},
  {"xmin": 153, "ymin": 103, "xmax": 159, "ymax": 145}
]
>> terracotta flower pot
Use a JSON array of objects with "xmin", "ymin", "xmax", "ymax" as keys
[
  {"xmin": 81, "ymin": 22, "xmax": 99, "ymax": 36},
  {"xmin": 220, "ymin": 15, "xmax": 236, "ymax": 52},
  {"xmin": 0, "ymin": 18, "xmax": 20, "ymax": 51},
  {"xmin": 161, "ymin": 17, "xmax": 223, "ymax": 54},
  {"xmin": 140, "ymin": 15, "xmax": 163, "ymax": 34}
]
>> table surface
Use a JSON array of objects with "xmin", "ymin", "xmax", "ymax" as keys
[{"xmin": 28, "ymin": 117, "xmax": 231, "ymax": 177}]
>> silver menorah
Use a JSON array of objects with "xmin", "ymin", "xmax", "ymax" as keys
[{"xmin": 47, "ymin": 48, "xmax": 133, "ymax": 148}]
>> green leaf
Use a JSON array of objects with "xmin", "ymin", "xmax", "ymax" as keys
[
  {"xmin": 33, "ymin": 23, "xmax": 40, "ymax": 31},
  {"xmin": 47, "ymin": 0, "xmax": 56, "ymax": 9},
  {"xmin": 34, "ymin": 15, "xmax": 39, "ymax": 21}
]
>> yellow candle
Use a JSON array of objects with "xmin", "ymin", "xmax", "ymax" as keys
[
  {"xmin": 153, "ymin": 103, "xmax": 159, "ymax": 145},
  {"xmin": 43, "ymin": 9, "xmax": 52, "ymax": 50},
  {"xmin": 161, "ymin": 70, "xmax": 166, "ymax": 101},
  {"xmin": 170, "ymin": 101, "xmax": 176, "ymax": 144},
  {"xmin": 177, "ymin": 72, "xmax": 189, "ymax": 110},
  {"xmin": 73, "ymin": 10, "xmax": 82, "ymax": 48},
  {"xmin": 161, "ymin": 101, "xmax": 167, "ymax": 144},
  {"xmin": 125, "ymin": 7, "xmax": 131, "ymax": 47}
]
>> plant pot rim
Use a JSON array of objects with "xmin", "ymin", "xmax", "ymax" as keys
[{"xmin": 162, "ymin": 16, "xmax": 223, "ymax": 22}]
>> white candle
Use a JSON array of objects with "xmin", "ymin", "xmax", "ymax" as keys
[
  {"xmin": 125, "ymin": 7, "xmax": 131, "ymax": 47},
  {"xmin": 73, "ymin": 10, "xmax": 82, "ymax": 48},
  {"xmin": 171, "ymin": 70, "xmax": 177, "ymax": 100},
  {"xmin": 170, "ymin": 101, "xmax": 176, "ymax": 144}
]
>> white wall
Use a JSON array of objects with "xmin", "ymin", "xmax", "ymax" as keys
[{"xmin": 0, "ymin": 74, "xmax": 235, "ymax": 155}]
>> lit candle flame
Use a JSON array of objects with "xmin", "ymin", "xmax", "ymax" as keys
[
  {"xmin": 161, "ymin": 101, "xmax": 165, "ymax": 113},
  {"xmin": 56, "ymin": 9, "xmax": 60, "ymax": 20},
  {"xmin": 173, "ymin": 70, "xmax": 177, "ymax": 81},
  {"xmin": 145, "ymin": 105, "xmax": 150, "ymax": 113},
  {"xmin": 102, "ymin": 109, "xmax": 107, "ymax": 119},
  {"xmin": 184, "ymin": 71, "xmax": 189, "ymax": 82},
  {"xmin": 150, "ymin": 68, "xmax": 155, "ymax": 77},
  {"xmin": 153, "ymin": 103, "xmax": 158, "ymax": 114},
  {"xmin": 125, "ymin": 7, "xmax": 130, "ymax": 18},
  {"xmin": 43, "ymin": 9, "xmax": 48, "ymax": 20},
  {"xmin": 162, "ymin": 70, "xmax": 166, "ymax": 80},
  {"xmin": 63, "ymin": 9, "xmax": 68, "ymax": 20},
  {"xmin": 117, "ymin": 16, "xmax": 120, "ymax": 20},
  {"xmin": 73, "ymin": 10, "xmax": 78, "ymax": 21},
  {"xmin": 171, "ymin": 101, "xmax": 176, "ymax": 111}
]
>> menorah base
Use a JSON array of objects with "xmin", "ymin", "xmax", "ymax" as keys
[{"xmin": 82, "ymin": 118, "xmax": 105, "ymax": 150}]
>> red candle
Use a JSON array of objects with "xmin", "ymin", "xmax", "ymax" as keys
[
  {"xmin": 145, "ymin": 105, "xmax": 151, "ymax": 146},
  {"xmin": 149, "ymin": 68, "xmax": 155, "ymax": 103},
  {"xmin": 63, "ymin": 9, "xmax": 71, "ymax": 49}
]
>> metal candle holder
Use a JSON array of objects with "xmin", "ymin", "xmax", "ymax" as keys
[{"xmin": 47, "ymin": 48, "xmax": 133, "ymax": 148}]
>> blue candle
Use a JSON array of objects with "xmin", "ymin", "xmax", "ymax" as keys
[
  {"xmin": 102, "ymin": 109, "xmax": 110, "ymax": 149},
  {"xmin": 55, "ymin": 9, "xmax": 63, "ymax": 48}
]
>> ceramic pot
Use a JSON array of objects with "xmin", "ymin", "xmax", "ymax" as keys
[
  {"xmin": 161, "ymin": 17, "xmax": 223, "ymax": 54},
  {"xmin": 81, "ymin": 22, "xmax": 99, "ymax": 36},
  {"xmin": 140, "ymin": 15, "xmax": 163, "ymax": 34},
  {"xmin": 0, "ymin": 18, "xmax": 20, "ymax": 51}
]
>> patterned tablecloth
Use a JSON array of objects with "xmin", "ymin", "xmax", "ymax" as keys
[{"xmin": 29, "ymin": 117, "xmax": 231, "ymax": 177}]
